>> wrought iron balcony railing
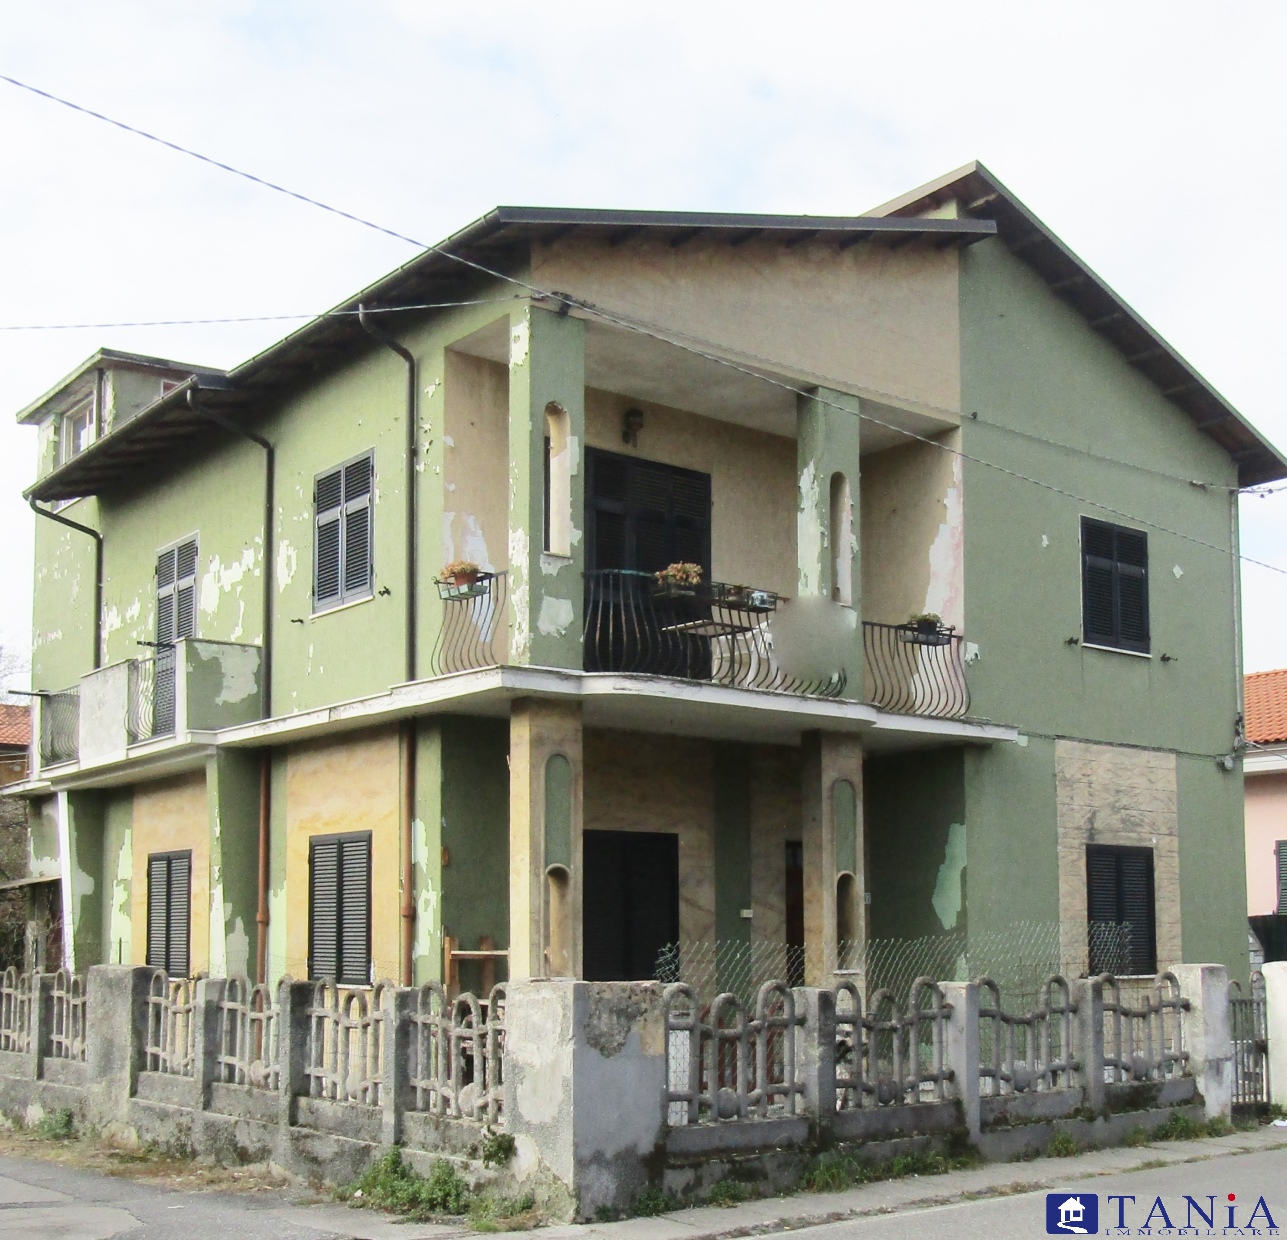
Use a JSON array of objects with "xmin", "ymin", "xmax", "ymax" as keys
[
  {"xmin": 861, "ymin": 620, "xmax": 970, "ymax": 719},
  {"xmin": 429, "ymin": 571, "xmax": 508, "ymax": 676},
  {"xmin": 39, "ymin": 688, "xmax": 80, "ymax": 766},
  {"xmin": 583, "ymin": 570, "xmax": 846, "ymax": 698},
  {"xmin": 128, "ymin": 646, "xmax": 177, "ymax": 743}
]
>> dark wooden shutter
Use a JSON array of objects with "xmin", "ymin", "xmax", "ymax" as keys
[
  {"xmin": 1081, "ymin": 518, "xmax": 1149, "ymax": 653},
  {"xmin": 342, "ymin": 455, "xmax": 373, "ymax": 597},
  {"xmin": 338, "ymin": 835, "xmax": 372, "ymax": 985},
  {"xmin": 1277, "ymin": 840, "xmax": 1287, "ymax": 913},
  {"xmin": 1086, "ymin": 844, "xmax": 1156, "ymax": 975},
  {"xmin": 146, "ymin": 851, "xmax": 192, "ymax": 977},
  {"xmin": 1117, "ymin": 849, "xmax": 1155, "ymax": 975},
  {"xmin": 309, "ymin": 836, "xmax": 340, "ymax": 980}
]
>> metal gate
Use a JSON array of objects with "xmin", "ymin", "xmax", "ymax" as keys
[{"xmin": 1230, "ymin": 973, "xmax": 1269, "ymax": 1109}]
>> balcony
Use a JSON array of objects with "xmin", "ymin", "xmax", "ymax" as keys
[{"xmin": 34, "ymin": 639, "xmax": 265, "ymax": 775}]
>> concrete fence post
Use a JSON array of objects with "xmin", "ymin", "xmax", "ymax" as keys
[
  {"xmin": 193, "ymin": 977, "xmax": 226, "ymax": 1111},
  {"xmin": 1073, "ymin": 976, "xmax": 1106, "ymax": 1114},
  {"xmin": 30, "ymin": 973, "xmax": 54, "ymax": 1080},
  {"xmin": 942, "ymin": 982, "xmax": 980, "ymax": 1141},
  {"xmin": 382, "ymin": 986, "xmax": 414, "ymax": 1145},
  {"xmin": 793, "ymin": 987, "xmax": 836, "ymax": 1136},
  {"xmin": 277, "ymin": 979, "xmax": 314, "ymax": 1128},
  {"xmin": 1262, "ymin": 961, "xmax": 1287, "ymax": 1109},
  {"xmin": 84, "ymin": 966, "xmax": 152, "ymax": 1131},
  {"xmin": 505, "ymin": 979, "xmax": 667, "ymax": 1222},
  {"xmin": 1172, "ymin": 964, "xmax": 1232, "ymax": 1120}
]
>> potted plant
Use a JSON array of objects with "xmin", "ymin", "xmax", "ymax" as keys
[
  {"xmin": 440, "ymin": 560, "xmax": 481, "ymax": 587},
  {"xmin": 903, "ymin": 612, "xmax": 953, "ymax": 646},
  {"xmin": 653, "ymin": 562, "xmax": 703, "ymax": 597}
]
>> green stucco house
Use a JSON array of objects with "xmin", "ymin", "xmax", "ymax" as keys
[{"xmin": 9, "ymin": 162, "xmax": 1283, "ymax": 998}]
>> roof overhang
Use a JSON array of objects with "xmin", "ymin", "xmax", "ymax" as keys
[
  {"xmin": 869, "ymin": 162, "xmax": 1287, "ymax": 488},
  {"xmin": 24, "ymin": 208, "xmax": 995, "ymax": 503}
]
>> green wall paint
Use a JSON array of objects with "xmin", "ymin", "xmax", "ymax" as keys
[
  {"xmin": 865, "ymin": 750, "xmax": 965, "ymax": 941},
  {"xmin": 64, "ymin": 791, "xmax": 105, "ymax": 966},
  {"xmin": 267, "ymin": 750, "xmax": 289, "ymax": 986},
  {"xmin": 206, "ymin": 750, "xmax": 261, "ymax": 979},
  {"xmin": 32, "ymin": 498, "xmax": 100, "ymax": 691},
  {"xmin": 440, "ymin": 717, "xmax": 509, "ymax": 989},
  {"xmin": 833, "ymin": 779, "xmax": 857, "ymax": 876},
  {"xmin": 413, "ymin": 722, "xmax": 444, "ymax": 986},
  {"xmin": 507, "ymin": 305, "xmax": 586, "ymax": 669},
  {"xmin": 544, "ymin": 753, "xmax": 573, "ymax": 870},
  {"xmin": 100, "ymin": 794, "xmax": 132, "ymax": 967}
]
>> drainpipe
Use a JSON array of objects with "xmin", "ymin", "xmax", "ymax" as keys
[
  {"xmin": 29, "ymin": 498, "xmax": 103, "ymax": 670},
  {"xmin": 187, "ymin": 388, "xmax": 276, "ymax": 985},
  {"xmin": 358, "ymin": 303, "xmax": 418, "ymax": 987}
]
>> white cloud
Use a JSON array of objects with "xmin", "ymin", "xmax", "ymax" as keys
[{"xmin": 2, "ymin": 0, "xmax": 1285, "ymax": 672}]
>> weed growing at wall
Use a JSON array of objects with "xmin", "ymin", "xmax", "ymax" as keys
[
  {"xmin": 468, "ymin": 1189, "xmax": 537, "ymax": 1231},
  {"xmin": 480, "ymin": 1130, "xmax": 515, "ymax": 1168},
  {"xmin": 29, "ymin": 1109, "xmax": 75, "ymax": 1141},
  {"xmin": 706, "ymin": 1179, "xmax": 752, "ymax": 1207},
  {"xmin": 1149, "ymin": 1112, "xmax": 1232, "ymax": 1142},
  {"xmin": 1046, "ymin": 1130, "xmax": 1079, "ymax": 1158},
  {"xmin": 340, "ymin": 1149, "xmax": 470, "ymax": 1219},
  {"xmin": 1123, "ymin": 1126, "xmax": 1150, "ymax": 1147},
  {"xmin": 803, "ymin": 1146, "xmax": 978, "ymax": 1192}
]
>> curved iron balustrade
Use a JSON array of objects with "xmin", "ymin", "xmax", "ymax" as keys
[
  {"xmin": 39, "ymin": 688, "xmax": 80, "ymax": 766},
  {"xmin": 583, "ymin": 570, "xmax": 846, "ymax": 698},
  {"xmin": 429, "ymin": 571, "xmax": 508, "ymax": 676},
  {"xmin": 861, "ymin": 620, "xmax": 970, "ymax": 719}
]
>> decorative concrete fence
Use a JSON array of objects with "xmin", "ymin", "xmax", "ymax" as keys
[{"xmin": 0, "ymin": 964, "xmax": 1256, "ymax": 1221}]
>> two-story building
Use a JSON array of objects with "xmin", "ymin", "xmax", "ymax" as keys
[{"xmin": 9, "ymin": 162, "xmax": 1283, "ymax": 997}]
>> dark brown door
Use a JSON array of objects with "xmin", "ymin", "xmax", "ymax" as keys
[
  {"xmin": 785, "ymin": 840, "xmax": 804, "ymax": 987},
  {"xmin": 582, "ymin": 830, "xmax": 680, "ymax": 981}
]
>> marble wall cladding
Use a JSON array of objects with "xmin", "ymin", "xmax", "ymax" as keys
[
  {"xmin": 582, "ymin": 730, "xmax": 802, "ymax": 950},
  {"xmin": 1055, "ymin": 739, "xmax": 1181, "ymax": 976}
]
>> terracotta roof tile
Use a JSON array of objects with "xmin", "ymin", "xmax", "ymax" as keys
[
  {"xmin": 0, "ymin": 704, "xmax": 31, "ymax": 748},
  {"xmin": 1244, "ymin": 669, "xmax": 1287, "ymax": 744}
]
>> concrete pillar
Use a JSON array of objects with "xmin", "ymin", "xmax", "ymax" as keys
[
  {"xmin": 31, "ymin": 973, "xmax": 54, "ymax": 1079},
  {"xmin": 84, "ymin": 965, "xmax": 151, "ymax": 1130},
  {"xmin": 505, "ymin": 979, "xmax": 667, "ymax": 1221},
  {"xmin": 1173, "ymin": 964, "xmax": 1233, "ymax": 1120},
  {"xmin": 381, "ymin": 985, "xmax": 414, "ymax": 1145},
  {"xmin": 59, "ymin": 790, "xmax": 106, "ymax": 972},
  {"xmin": 277, "ymin": 978, "xmax": 314, "ymax": 1127},
  {"xmin": 800, "ymin": 732, "xmax": 864, "ymax": 985},
  {"xmin": 796, "ymin": 386, "xmax": 862, "ymax": 615},
  {"xmin": 1073, "ymin": 976, "xmax": 1106, "ymax": 1114},
  {"xmin": 205, "ymin": 751, "xmax": 261, "ymax": 980},
  {"xmin": 508, "ymin": 304, "xmax": 586, "ymax": 670},
  {"xmin": 1262, "ymin": 961, "xmax": 1287, "ymax": 1108},
  {"xmin": 509, "ymin": 699, "xmax": 583, "ymax": 981},
  {"xmin": 942, "ymin": 981, "xmax": 981, "ymax": 1140},
  {"xmin": 192, "ymin": 976, "xmax": 226, "ymax": 1111},
  {"xmin": 793, "ymin": 987, "xmax": 837, "ymax": 1133}
]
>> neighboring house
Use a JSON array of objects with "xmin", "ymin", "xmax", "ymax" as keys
[
  {"xmin": 0, "ymin": 704, "xmax": 30, "ymax": 788},
  {"xmin": 7, "ymin": 161, "xmax": 1284, "ymax": 996},
  {"xmin": 0, "ymin": 703, "xmax": 54, "ymax": 969},
  {"xmin": 1244, "ymin": 668, "xmax": 1287, "ymax": 963}
]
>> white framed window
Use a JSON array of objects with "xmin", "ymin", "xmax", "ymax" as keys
[
  {"xmin": 313, "ymin": 451, "xmax": 374, "ymax": 612},
  {"xmin": 59, "ymin": 396, "xmax": 96, "ymax": 465}
]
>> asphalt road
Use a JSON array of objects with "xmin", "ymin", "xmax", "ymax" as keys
[{"xmin": 791, "ymin": 1146, "xmax": 1287, "ymax": 1238}]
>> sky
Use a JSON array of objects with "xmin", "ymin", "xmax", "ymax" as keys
[{"xmin": 2, "ymin": 1, "xmax": 1286, "ymax": 682}]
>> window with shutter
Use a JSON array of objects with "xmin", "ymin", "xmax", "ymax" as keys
[
  {"xmin": 308, "ymin": 832, "xmax": 371, "ymax": 985},
  {"xmin": 146, "ymin": 850, "xmax": 192, "ymax": 977},
  {"xmin": 1086, "ymin": 844, "xmax": 1157, "ymax": 975},
  {"xmin": 313, "ymin": 452, "xmax": 374, "ymax": 611},
  {"xmin": 1081, "ymin": 517, "xmax": 1150, "ymax": 653},
  {"xmin": 585, "ymin": 448, "xmax": 711, "ymax": 574},
  {"xmin": 1277, "ymin": 840, "xmax": 1287, "ymax": 914},
  {"xmin": 155, "ymin": 538, "xmax": 199, "ymax": 644}
]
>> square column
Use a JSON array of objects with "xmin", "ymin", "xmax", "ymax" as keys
[
  {"xmin": 509, "ymin": 698, "xmax": 583, "ymax": 980},
  {"xmin": 508, "ymin": 305, "xmax": 586, "ymax": 670},
  {"xmin": 796, "ymin": 387, "xmax": 862, "ymax": 608},
  {"xmin": 801, "ymin": 731, "xmax": 865, "ymax": 985}
]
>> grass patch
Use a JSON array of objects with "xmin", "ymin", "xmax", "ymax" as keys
[
  {"xmin": 706, "ymin": 1179, "xmax": 751, "ymax": 1207},
  {"xmin": 632, "ymin": 1187, "xmax": 672, "ymax": 1217},
  {"xmin": 29, "ymin": 1109, "xmax": 75, "ymax": 1141},
  {"xmin": 1132, "ymin": 1158, "xmax": 1170, "ymax": 1171},
  {"xmin": 339, "ymin": 1149, "xmax": 470, "ymax": 1220},
  {"xmin": 1122, "ymin": 1126, "xmax": 1150, "ymax": 1148},
  {"xmin": 804, "ymin": 1146, "xmax": 978, "ymax": 1192},
  {"xmin": 1148, "ymin": 1112, "xmax": 1233, "ymax": 1143},
  {"xmin": 468, "ymin": 1189, "xmax": 538, "ymax": 1232},
  {"xmin": 1046, "ymin": 1130, "xmax": 1079, "ymax": 1158}
]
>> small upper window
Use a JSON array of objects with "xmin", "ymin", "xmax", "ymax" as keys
[
  {"xmin": 314, "ymin": 452, "xmax": 374, "ymax": 611},
  {"xmin": 1081, "ymin": 517, "xmax": 1149, "ymax": 653},
  {"xmin": 59, "ymin": 396, "xmax": 95, "ymax": 465}
]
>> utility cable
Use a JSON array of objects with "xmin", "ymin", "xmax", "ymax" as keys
[{"xmin": 4, "ymin": 70, "xmax": 1286, "ymax": 580}]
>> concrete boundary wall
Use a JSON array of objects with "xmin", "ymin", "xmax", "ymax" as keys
[{"xmin": 0, "ymin": 966, "xmax": 1230, "ymax": 1221}]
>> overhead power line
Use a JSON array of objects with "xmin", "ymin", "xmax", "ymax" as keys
[{"xmin": 4, "ymin": 70, "xmax": 1286, "ymax": 581}]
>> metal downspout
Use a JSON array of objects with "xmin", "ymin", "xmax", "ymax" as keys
[
  {"xmin": 187, "ymin": 389, "xmax": 277, "ymax": 983},
  {"xmin": 358, "ymin": 303, "xmax": 418, "ymax": 987},
  {"xmin": 29, "ymin": 498, "xmax": 103, "ymax": 671}
]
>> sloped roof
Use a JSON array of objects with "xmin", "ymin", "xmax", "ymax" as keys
[
  {"xmin": 0, "ymin": 704, "xmax": 31, "ymax": 749},
  {"xmin": 1245, "ymin": 669, "xmax": 1287, "ymax": 744},
  {"xmin": 870, "ymin": 162, "xmax": 1287, "ymax": 488},
  {"xmin": 22, "ymin": 208, "xmax": 994, "ymax": 503}
]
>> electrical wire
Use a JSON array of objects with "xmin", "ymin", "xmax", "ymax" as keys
[
  {"xmin": 4, "ymin": 70, "xmax": 1287, "ymax": 581},
  {"xmin": 0, "ymin": 297, "xmax": 524, "ymax": 331}
]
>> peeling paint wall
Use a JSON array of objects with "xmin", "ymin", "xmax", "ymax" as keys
[
  {"xmin": 442, "ymin": 350, "xmax": 507, "ymax": 574},
  {"xmin": 129, "ymin": 772, "xmax": 209, "ymax": 973},
  {"xmin": 284, "ymin": 726, "xmax": 400, "ymax": 980},
  {"xmin": 101, "ymin": 794, "xmax": 133, "ymax": 966}
]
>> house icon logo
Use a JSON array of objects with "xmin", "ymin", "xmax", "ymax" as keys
[{"xmin": 1046, "ymin": 1192, "xmax": 1098, "ymax": 1233}]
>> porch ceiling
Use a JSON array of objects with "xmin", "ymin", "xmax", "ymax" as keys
[{"xmin": 451, "ymin": 316, "xmax": 958, "ymax": 451}]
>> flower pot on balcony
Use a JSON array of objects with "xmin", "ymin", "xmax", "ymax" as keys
[{"xmin": 452, "ymin": 571, "xmax": 479, "ymax": 587}]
